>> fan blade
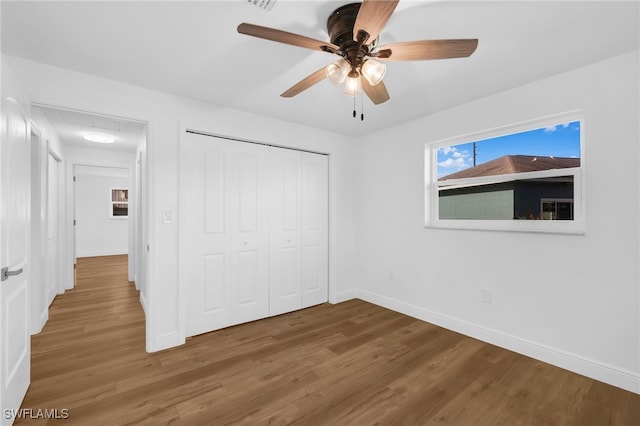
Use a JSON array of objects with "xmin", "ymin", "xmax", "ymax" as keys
[
  {"xmin": 238, "ymin": 23, "xmax": 338, "ymax": 53},
  {"xmin": 376, "ymin": 39, "xmax": 478, "ymax": 61},
  {"xmin": 281, "ymin": 67, "xmax": 327, "ymax": 98},
  {"xmin": 362, "ymin": 78, "xmax": 390, "ymax": 105},
  {"xmin": 353, "ymin": 0, "xmax": 399, "ymax": 43}
]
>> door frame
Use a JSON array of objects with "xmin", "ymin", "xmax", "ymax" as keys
[
  {"xmin": 29, "ymin": 122, "xmax": 49, "ymax": 334},
  {"xmin": 46, "ymin": 147, "xmax": 64, "ymax": 305},
  {"xmin": 68, "ymin": 163, "xmax": 133, "ymax": 281},
  {"xmin": 30, "ymin": 101, "xmax": 151, "ymax": 350}
]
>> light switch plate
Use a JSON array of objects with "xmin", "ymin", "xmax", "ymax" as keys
[{"xmin": 162, "ymin": 209, "xmax": 173, "ymax": 224}]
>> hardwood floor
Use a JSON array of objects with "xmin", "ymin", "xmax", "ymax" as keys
[{"xmin": 17, "ymin": 255, "xmax": 639, "ymax": 425}]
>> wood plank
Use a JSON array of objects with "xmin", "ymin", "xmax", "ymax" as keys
[{"xmin": 15, "ymin": 254, "xmax": 640, "ymax": 425}]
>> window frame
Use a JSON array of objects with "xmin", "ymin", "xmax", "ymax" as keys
[
  {"xmin": 109, "ymin": 187, "xmax": 129, "ymax": 219},
  {"xmin": 425, "ymin": 112, "xmax": 585, "ymax": 234}
]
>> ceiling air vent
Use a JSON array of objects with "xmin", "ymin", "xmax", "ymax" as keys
[{"xmin": 246, "ymin": 0, "xmax": 277, "ymax": 12}]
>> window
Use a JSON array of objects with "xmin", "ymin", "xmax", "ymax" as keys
[
  {"xmin": 426, "ymin": 113, "xmax": 583, "ymax": 233},
  {"xmin": 541, "ymin": 198, "xmax": 574, "ymax": 220},
  {"xmin": 110, "ymin": 188, "xmax": 128, "ymax": 218}
]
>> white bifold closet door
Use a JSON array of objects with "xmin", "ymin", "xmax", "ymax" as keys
[
  {"xmin": 181, "ymin": 132, "xmax": 328, "ymax": 338},
  {"xmin": 269, "ymin": 149, "xmax": 328, "ymax": 316},
  {"xmin": 181, "ymin": 134, "xmax": 270, "ymax": 337}
]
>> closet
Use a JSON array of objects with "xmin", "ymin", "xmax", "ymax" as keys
[{"xmin": 180, "ymin": 131, "xmax": 328, "ymax": 338}]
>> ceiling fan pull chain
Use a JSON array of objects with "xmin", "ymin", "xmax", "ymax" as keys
[{"xmin": 353, "ymin": 94, "xmax": 357, "ymax": 118}]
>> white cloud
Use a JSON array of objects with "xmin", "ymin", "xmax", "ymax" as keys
[
  {"xmin": 544, "ymin": 125, "xmax": 557, "ymax": 133},
  {"xmin": 438, "ymin": 157, "xmax": 470, "ymax": 170},
  {"xmin": 562, "ymin": 123, "xmax": 570, "ymax": 128},
  {"xmin": 438, "ymin": 146, "xmax": 473, "ymax": 176},
  {"xmin": 438, "ymin": 146, "xmax": 456, "ymax": 155}
]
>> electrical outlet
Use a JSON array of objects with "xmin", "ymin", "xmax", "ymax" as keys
[{"xmin": 481, "ymin": 289, "xmax": 493, "ymax": 304}]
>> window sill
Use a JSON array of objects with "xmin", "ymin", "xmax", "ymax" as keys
[{"xmin": 426, "ymin": 219, "xmax": 585, "ymax": 235}]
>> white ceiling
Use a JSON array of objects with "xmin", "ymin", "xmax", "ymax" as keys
[
  {"xmin": 33, "ymin": 104, "xmax": 147, "ymax": 152},
  {"xmin": 3, "ymin": 1, "xmax": 639, "ymax": 137}
]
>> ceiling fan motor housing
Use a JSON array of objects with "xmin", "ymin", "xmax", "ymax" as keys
[
  {"xmin": 327, "ymin": 3, "xmax": 361, "ymax": 46},
  {"xmin": 327, "ymin": 3, "xmax": 374, "ymax": 68}
]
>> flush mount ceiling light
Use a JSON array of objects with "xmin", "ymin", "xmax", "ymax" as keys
[
  {"xmin": 83, "ymin": 133, "xmax": 115, "ymax": 144},
  {"xmin": 237, "ymin": 0, "xmax": 478, "ymax": 119}
]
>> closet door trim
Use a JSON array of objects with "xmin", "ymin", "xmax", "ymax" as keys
[{"xmin": 185, "ymin": 129, "xmax": 329, "ymax": 157}]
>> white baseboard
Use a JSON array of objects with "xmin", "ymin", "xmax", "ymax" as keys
[
  {"xmin": 332, "ymin": 289, "xmax": 359, "ymax": 304},
  {"xmin": 30, "ymin": 308, "xmax": 48, "ymax": 335},
  {"xmin": 355, "ymin": 289, "xmax": 640, "ymax": 395},
  {"xmin": 147, "ymin": 331, "xmax": 182, "ymax": 353},
  {"xmin": 139, "ymin": 292, "xmax": 147, "ymax": 314},
  {"xmin": 77, "ymin": 250, "xmax": 127, "ymax": 258}
]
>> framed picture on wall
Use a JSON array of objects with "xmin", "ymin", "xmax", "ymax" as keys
[{"xmin": 110, "ymin": 188, "xmax": 128, "ymax": 218}]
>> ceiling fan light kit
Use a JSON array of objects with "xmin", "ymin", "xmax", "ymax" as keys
[{"xmin": 237, "ymin": 0, "xmax": 478, "ymax": 117}]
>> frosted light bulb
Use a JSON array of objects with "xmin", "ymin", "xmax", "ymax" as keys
[
  {"xmin": 326, "ymin": 59, "xmax": 350, "ymax": 85},
  {"xmin": 343, "ymin": 75, "xmax": 362, "ymax": 96},
  {"xmin": 361, "ymin": 59, "xmax": 386, "ymax": 86}
]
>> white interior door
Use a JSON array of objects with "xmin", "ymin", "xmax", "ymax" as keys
[
  {"xmin": 1, "ymin": 99, "xmax": 31, "ymax": 425},
  {"xmin": 269, "ymin": 149, "xmax": 303, "ymax": 316},
  {"xmin": 46, "ymin": 153, "xmax": 58, "ymax": 306},
  {"xmin": 301, "ymin": 152, "xmax": 329, "ymax": 308},
  {"xmin": 181, "ymin": 133, "xmax": 269, "ymax": 337}
]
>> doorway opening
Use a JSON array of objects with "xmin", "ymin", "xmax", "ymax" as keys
[{"xmin": 29, "ymin": 103, "xmax": 149, "ymax": 332}]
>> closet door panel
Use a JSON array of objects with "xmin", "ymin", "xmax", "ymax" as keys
[
  {"xmin": 229, "ymin": 149, "xmax": 270, "ymax": 325},
  {"xmin": 183, "ymin": 144, "xmax": 230, "ymax": 336},
  {"xmin": 269, "ymin": 149, "xmax": 303, "ymax": 316},
  {"xmin": 181, "ymin": 134, "xmax": 269, "ymax": 337},
  {"xmin": 302, "ymin": 153, "xmax": 329, "ymax": 308}
]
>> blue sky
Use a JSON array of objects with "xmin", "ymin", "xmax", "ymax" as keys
[{"xmin": 437, "ymin": 120, "xmax": 581, "ymax": 177}]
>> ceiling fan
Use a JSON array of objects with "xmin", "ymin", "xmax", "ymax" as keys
[{"xmin": 237, "ymin": 0, "xmax": 478, "ymax": 109}]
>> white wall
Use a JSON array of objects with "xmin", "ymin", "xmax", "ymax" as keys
[
  {"xmin": 353, "ymin": 51, "xmax": 640, "ymax": 393},
  {"xmin": 5, "ymin": 55, "xmax": 360, "ymax": 354},
  {"xmin": 74, "ymin": 167, "xmax": 128, "ymax": 257}
]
